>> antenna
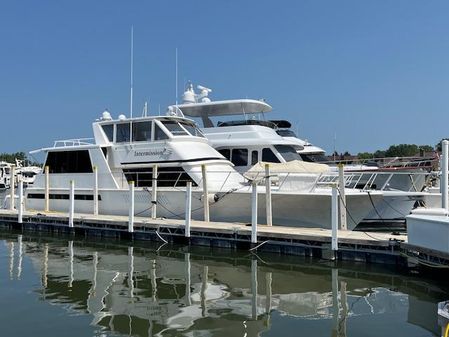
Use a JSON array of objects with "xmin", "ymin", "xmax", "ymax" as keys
[
  {"xmin": 175, "ymin": 47, "xmax": 178, "ymax": 105},
  {"xmin": 130, "ymin": 26, "xmax": 134, "ymax": 118}
]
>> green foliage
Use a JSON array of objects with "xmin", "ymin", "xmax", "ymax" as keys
[
  {"xmin": 357, "ymin": 144, "xmax": 434, "ymax": 159},
  {"xmin": 0, "ymin": 152, "xmax": 27, "ymax": 163}
]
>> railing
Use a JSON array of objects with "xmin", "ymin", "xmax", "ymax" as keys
[
  {"xmin": 53, "ymin": 138, "xmax": 95, "ymax": 147},
  {"xmin": 321, "ymin": 156, "xmax": 439, "ymax": 171}
]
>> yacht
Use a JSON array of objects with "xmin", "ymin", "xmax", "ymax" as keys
[
  {"xmin": 20, "ymin": 109, "xmax": 381, "ymax": 229},
  {"xmin": 0, "ymin": 162, "xmax": 12, "ymax": 189},
  {"xmin": 174, "ymin": 83, "xmax": 433, "ymax": 225}
]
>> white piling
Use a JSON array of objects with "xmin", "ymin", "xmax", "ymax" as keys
[
  {"xmin": 18, "ymin": 179, "xmax": 23, "ymax": 224},
  {"xmin": 9, "ymin": 165, "xmax": 15, "ymax": 210},
  {"xmin": 338, "ymin": 164, "xmax": 347, "ymax": 230},
  {"xmin": 185, "ymin": 181, "xmax": 192, "ymax": 238},
  {"xmin": 44, "ymin": 166, "xmax": 50, "ymax": 212},
  {"xmin": 69, "ymin": 180, "xmax": 75, "ymax": 228},
  {"xmin": 251, "ymin": 181, "xmax": 258, "ymax": 244},
  {"xmin": 151, "ymin": 165, "xmax": 158, "ymax": 219},
  {"xmin": 128, "ymin": 181, "xmax": 135, "ymax": 233},
  {"xmin": 201, "ymin": 164, "xmax": 210, "ymax": 222},
  {"xmin": 331, "ymin": 185, "xmax": 339, "ymax": 255},
  {"xmin": 265, "ymin": 164, "xmax": 272, "ymax": 226},
  {"xmin": 93, "ymin": 166, "xmax": 98, "ymax": 216},
  {"xmin": 442, "ymin": 140, "xmax": 449, "ymax": 211}
]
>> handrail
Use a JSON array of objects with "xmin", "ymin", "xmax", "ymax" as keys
[{"xmin": 53, "ymin": 138, "xmax": 95, "ymax": 147}]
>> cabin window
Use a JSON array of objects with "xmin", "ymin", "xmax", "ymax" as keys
[
  {"xmin": 179, "ymin": 121, "xmax": 205, "ymax": 137},
  {"xmin": 231, "ymin": 149, "xmax": 248, "ymax": 166},
  {"xmin": 262, "ymin": 148, "xmax": 280, "ymax": 163},
  {"xmin": 45, "ymin": 150, "xmax": 93, "ymax": 173},
  {"xmin": 123, "ymin": 167, "xmax": 197, "ymax": 188},
  {"xmin": 274, "ymin": 145, "xmax": 301, "ymax": 162},
  {"xmin": 161, "ymin": 121, "xmax": 188, "ymax": 136},
  {"xmin": 251, "ymin": 150, "xmax": 258, "ymax": 165},
  {"xmin": 154, "ymin": 124, "xmax": 169, "ymax": 140},
  {"xmin": 116, "ymin": 123, "xmax": 131, "ymax": 143},
  {"xmin": 218, "ymin": 149, "xmax": 231, "ymax": 160},
  {"xmin": 101, "ymin": 124, "xmax": 114, "ymax": 142},
  {"xmin": 132, "ymin": 121, "xmax": 152, "ymax": 142}
]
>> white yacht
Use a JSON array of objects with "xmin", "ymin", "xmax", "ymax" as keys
[
  {"xmin": 0, "ymin": 161, "xmax": 12, "ymax": 189},
  {"xmin": 21, "ymin": 109, "xmax": 381, "ymax": 229},
  {"xmin": 175, "ymin": 84, "xmax": 433, "ymax": 225}
]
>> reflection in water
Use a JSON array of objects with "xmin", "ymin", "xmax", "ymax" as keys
[{"xmin": 0, "ymin": 232, "xmax": 448, "ymax": 337}]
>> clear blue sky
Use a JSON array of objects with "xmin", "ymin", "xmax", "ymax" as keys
[{"xmin": 1, "ymin": 0, "xmax": 449, "ymax": 155}]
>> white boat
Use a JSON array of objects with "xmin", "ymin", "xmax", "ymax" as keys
[
  {"xmin": 0, "ymin": 161, "xmax": 12, "ymax": 189},
  {"xmin": 22, "ymin": 109, "xmax": 381, "ymax": 230},
  {"xmin": 175, "ymin": 83, "xmax": 433, "ymax": 225}
]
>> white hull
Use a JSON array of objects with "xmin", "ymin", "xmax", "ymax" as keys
[{"xmin": 25, "ymin": 188, "xmax": 380, "ymax": 230}]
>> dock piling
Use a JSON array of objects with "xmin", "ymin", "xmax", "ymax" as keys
[
  {"xmin": 331, "ymin": 185, "xmax": 339, "ymax": 257},
  {"xmin": 338, "ymin": 164, "xmax": 347, "ymax": 230},
  {"xmin": 185, "ymin": 181, "xmax": 192, "ymax": 238},
  {"xmin": 251, "ymin": 180, "xmax": 258, "ymax": 244},
  {"xmin": 18, "ymin": 179, "xmax": 23, "ymax": 224},
  {"xmin": 151, "ymin": 165, "xmax": 158, "ymax": 219},
  {"xmin": 442, "ymin": 140, "xmax": 449, "ymax": 211},
  {"xmin": 69, "ymin": 180, "xmax": 75, "ymax": 228},
  {"xmin": 93, "ymin": 166, "xmax": 98, "ymax": 216},
  {"xmin": 201, "ymin": 164, "xmax": 210, "ymax": 222},
  {"xmin": 9, "ymin": 165, "xmax": 15, "ymax": 210},
  {"xmin": 44, "ymin": 166, "xmax": 49, "ymax": 212},
  {"xmin": 265, "ymin": 164, "xmax": 272, "ymax": 226},
  {"xmin": 128, "ymin": 181, "xmax": 135, "ymax": 233}
]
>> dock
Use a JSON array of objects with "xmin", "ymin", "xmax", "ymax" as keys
[{"xmin": 2, "ymin": 208, "xmax": 448, "ymax": 269}]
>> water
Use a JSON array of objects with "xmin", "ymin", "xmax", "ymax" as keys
[{"xmin": 0, "ymin": 231, "xmax": 448, "ymax": 337}]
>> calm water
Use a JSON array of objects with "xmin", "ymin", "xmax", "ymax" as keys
[{"xmin": 0, "ymin": 231, "xmax": 448, "ymax": 337}]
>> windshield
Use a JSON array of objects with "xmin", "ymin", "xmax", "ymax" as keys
[
  {"xmin": 161, "ymin": 121, "xmax": 189, "ymax": 136},
  {"xmin": 274, "ymin": 145, "xmax": 302, "ymax": 162},
  {"xmin": 276, "ymin": 129, "xmax": 297, "ymax": 137},
  {"xmin": 300, "ymin": 153, "xmax": 328, "ymax": 163},
  {"xmin": 179, "ymin": 121, "xmax": 205, "ymax": 137}
]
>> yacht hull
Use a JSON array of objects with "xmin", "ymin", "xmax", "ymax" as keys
[{"xmin": 24, "ymin": 188, "xmax": 381, "ymax": 230}]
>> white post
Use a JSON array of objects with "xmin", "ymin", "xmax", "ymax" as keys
[
  {"xmin": 18, "ymin": 179, "xmax": 23, "ymax": 224},
  {"xmin": 69, "ymin": 180, "xmax": 75, "ymax": 228},
  {"xmin": 93, "ymin": 166, "xmax": 98, "ymax": 216},
  {"xmin": 185, "ymin": 181, "xmax": 192, "ymax": 238},
  {"xmin": 151, "ymin": 165, "xmax": 158, "ymax": 219},
  {"xmin": 338, "ymin": 164, "xmax": 347, "ymax": 230},
  {"xmin": 201, "ymin": 164, "xmax": 210, "ymax": 222},
  {"xmin": 251, "ymin": 181, "xmax": 258, "ymax": 244},
  {"xmin": 265, "ymin": 164, "xmax": 272, "ymax": 226},
  {"xmin": 9, "ymin": 165, "xmax": 15, "ymax": 210},
  {"xmin": 442, "ymin": 140, "xmax": 449, "ymax": 211},
  {"xmin": 44, "ymin": 166, "xmax": 50, "ymax": 212},
  {"xmin": 129, "ymin": 181, "xmax": 135, "ymax": 233},
  {"xmin": 331, "ymin": 185, "xmax": 339, "ymax": 255}
]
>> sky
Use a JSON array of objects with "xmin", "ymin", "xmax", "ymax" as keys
[{"xmin": 1, "ymin": 0, "xmax": 449, "ymax": 155}]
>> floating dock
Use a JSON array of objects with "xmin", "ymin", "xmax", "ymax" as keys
[{"xmin": 1, "ymin": 208, "xmax": 449, "ymax": 269}]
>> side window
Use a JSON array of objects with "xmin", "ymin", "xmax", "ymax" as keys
[
  {"xmin": 116, "ymin": 123, "xmax": 131, "ymax": 143},
  {"xmin": 154, "ymin": 124, "xmax": 169, "ymax": 140},
  {"xmin": 251, "ymin": 150, "xmax": 258, "ymax": 165},
  {"xmin": 231, "ymin": 148, "xmax": 248, "ymax": 166},
  {"xmin": 132, "ymin": 121, "xmax": 152, "ymax": 142},
  {"xmin": 262, "ymin": 148, "xmax": 280, "ymax": 163},
  {"xmin": 101, "ymin": 124, "xmax": 114, "ymax": 142},
  {"xmin": 218, "ymin": 149, "xmax": 231, "ymax": 160}
]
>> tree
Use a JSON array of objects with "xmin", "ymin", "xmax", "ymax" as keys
[{"xmin": 384, "ymin": 144, "xmax": 419, "ymax": 157}]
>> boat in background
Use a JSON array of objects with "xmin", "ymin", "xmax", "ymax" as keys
[{"xmin": 174, "ymin": 83, "xmax": 436, "ymax": 226}]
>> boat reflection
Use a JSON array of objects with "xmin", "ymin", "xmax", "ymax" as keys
[{"xmin": 2, "ymin": 232, "xmax": 447, "ymax": 337}]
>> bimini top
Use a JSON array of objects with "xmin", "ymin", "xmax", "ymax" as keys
[{"xmin": 174, "ymin": 99, "xmax": 272, "ymax": 117}]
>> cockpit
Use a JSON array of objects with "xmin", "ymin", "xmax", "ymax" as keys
[{"xmin": 99, "ymin": 118, "xmax": 205, "ymax": 144}]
